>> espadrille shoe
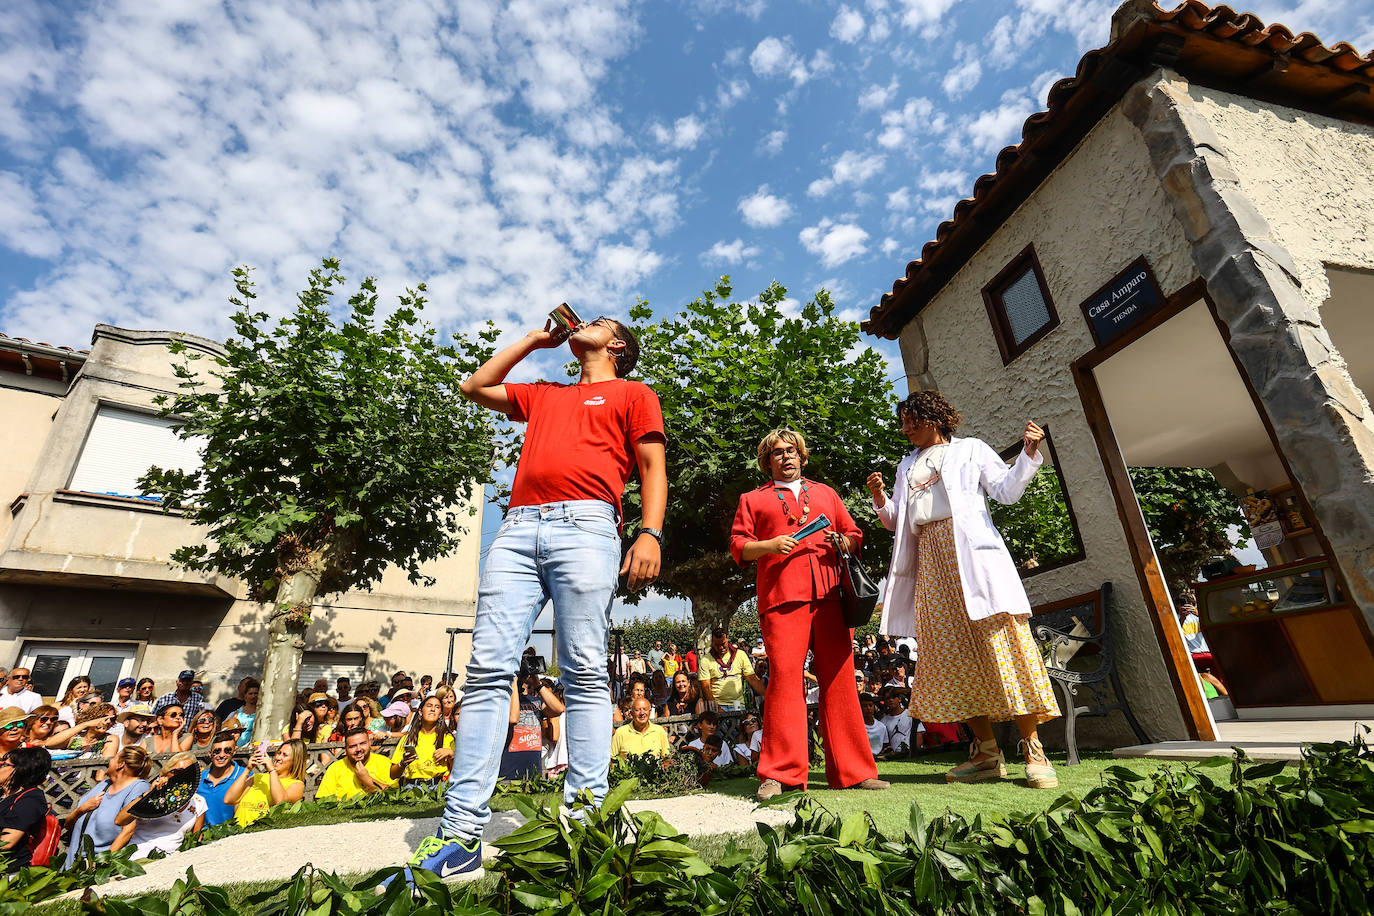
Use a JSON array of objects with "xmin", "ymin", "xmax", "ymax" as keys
[
  {"xmin": 945, "ymin": 739, "xmax": 1006, "ymax": 783},
  {"xmin": 1020, "ymin": 737, "xmax": 1059, "ymax": 789}
]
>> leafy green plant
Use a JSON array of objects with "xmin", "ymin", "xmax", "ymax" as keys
[{"xmin": 76, "ymin": 735, "xmax": 1374, "ymax": 915}]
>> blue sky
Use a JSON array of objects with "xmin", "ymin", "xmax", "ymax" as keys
[{"xmin": 2, "ymin": 0, "xmax": 1368, "ymax": 637}]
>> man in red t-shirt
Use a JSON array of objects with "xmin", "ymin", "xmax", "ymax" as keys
[{"xmin": 405, "ymin": 315, "xmax": 667, "ymax": 882}]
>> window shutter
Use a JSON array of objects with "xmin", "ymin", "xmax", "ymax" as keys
[
  {"xmin": 297, "ymin": 652, "xmax": 368, "ymax": 691},
  {"xmin": 68, "ymin": 406, "xmax": 202, "ymax": 498}
]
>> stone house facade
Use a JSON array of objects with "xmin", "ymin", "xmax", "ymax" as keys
[{"xmin": 865, "ymin": 0, "xmax": 1374, "ymax": 743}]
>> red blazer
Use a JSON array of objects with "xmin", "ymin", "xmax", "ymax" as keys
[{"xmin": 729, "ymin": 479, "xmax": 862, "ymax": 612}]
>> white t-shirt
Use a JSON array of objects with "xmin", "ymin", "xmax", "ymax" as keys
[
  {"xmin": 1181, "ymin": 613, "xmax": 1209, "ymax": 654},
  {"xmin": 882, "ymin": 714, "xmax": 912, "ymax": 752},
  {"xmin": 686, "ymin": 738, "xmax": 733, "ymax": 766},
  {"xmin": 58, "ymin": 706, "xmax": 77, "ymax": 728},
  {"xmin": 731, "ymin": 742, "xmax": 751, "ymax": 762},
  {"xmin": 543, "ymin": 712, "xmax": 569, "ymax": 770},
  {"xmin": 748, "ymin": 730, "xmax": 763, "ymax": 756},
  {"xmin": 127, "ymin": 794, "xmax": 208, "ymax": 858},
  {"xmin": 864, "ymin": 719, "xmax": 887, "ymax": 756},
  {"xmin": 906, "ymin": 444, "xmax": 952, "ymax": 530},
  {"xmin": 0, "ymin": 689, "xmax": 41, "ymax": 713},
  {"xmin": 773, "ymin": 479, "xmax": 802, "ymax": 498}
]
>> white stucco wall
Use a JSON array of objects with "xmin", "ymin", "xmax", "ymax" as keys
[
  {"xmin": 896, "ymin": 103, "xmax": 1200, "ymax": 743},
  {"xmin": 1186, "ymin": 84, "xmax": 1374, "ymax": 413}
]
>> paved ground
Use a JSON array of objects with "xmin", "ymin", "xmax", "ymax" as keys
[
  {"xmin": 1114, "ymin": 717, "xmax": 1372, "ymax": 761},
  {"xmin": 87, "ymin": 794, "xmax": 791, "ymax": 899}
]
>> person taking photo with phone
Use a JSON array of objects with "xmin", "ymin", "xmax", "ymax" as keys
[{"xmin": 401, "ymin": 310, "xmax": 667, "ymax": 882}]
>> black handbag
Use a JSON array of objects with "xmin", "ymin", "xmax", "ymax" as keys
[{"xmin": 837, "ymin": 542, "xmax": 880, "ymax": 628}]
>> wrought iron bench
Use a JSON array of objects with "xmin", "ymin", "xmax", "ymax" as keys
[{"xmin": 1030, "ymin": 581, "xmax": 1150, "ymax": 765}]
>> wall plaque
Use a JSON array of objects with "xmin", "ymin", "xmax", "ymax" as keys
[{"xmin": 1080, "ymin": 256, "xmax": 1166, "ymax": 346}]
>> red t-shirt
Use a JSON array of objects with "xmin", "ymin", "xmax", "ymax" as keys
[{"xmin": 506, "ymin": 379, "xmax": 664, "ymax": 518}]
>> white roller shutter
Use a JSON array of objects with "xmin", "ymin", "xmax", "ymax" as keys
[
  {"xmin": 69, "ymin": 405, "xmax": 203, "ymax": 498},
  {"xmin": 298, "ymin": 652, "xmax": 367, "ymax": 691}
]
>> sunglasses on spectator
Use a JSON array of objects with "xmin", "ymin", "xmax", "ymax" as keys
[
  {"xmin": 0, "ymin": 723, "xmax": 24, "ymax": 732},
  {"xmin": 210, "ymin": 747, "xmax": 235, "ymax": 756},
  {"xmin": 36, "ymin": 715, "xmax": 57, "ymax": 723},
  {"xmin": 7, "ymin": 674, "xmax": 29, "ymax": 681}
]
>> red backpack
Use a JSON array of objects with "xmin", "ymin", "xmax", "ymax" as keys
[{"xmin": 16, "ymin": 788, "xmax": 58, "ymax": 868}]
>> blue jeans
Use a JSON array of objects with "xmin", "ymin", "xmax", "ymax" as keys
[{"xmin": 441, "ymin": 500, "xmax": 620, "ymax": 841}]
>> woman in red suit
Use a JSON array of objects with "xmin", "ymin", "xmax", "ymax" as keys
[{"xmin": 730, "ymin": 428, "xmax": 890, "ymax": 800}]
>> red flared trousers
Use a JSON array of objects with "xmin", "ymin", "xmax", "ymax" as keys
[{"xmin": 757, "ymin": 598, "xmax": 878, "ymax": 788}]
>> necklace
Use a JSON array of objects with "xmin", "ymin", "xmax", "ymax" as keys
[{"xmin": 773, "ymin": 480, "xmax": 810, "ymax": 525}]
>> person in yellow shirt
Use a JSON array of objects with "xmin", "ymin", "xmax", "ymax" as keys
[
  {"xmin": 389, "ymin": 694, "xmax": 455, "ymax": 784},
  {"xmin": 225, "ymin": 739, "xmax": 307, "ymax": 827},
  {"xmin": 698, "ymin": 629, "xmax": 766, "ymax": 711},
  {"xmin": 610, "ymin": 697, "xmax": 671, "ymax": 759},
  {"xmin": 317, "ymin": 729, "xmax": 396, "ymax": 800}
]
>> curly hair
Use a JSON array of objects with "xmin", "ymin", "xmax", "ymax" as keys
[{"xmin": 897, "ymin": 390, "xmax": 963, "ymax": 439}]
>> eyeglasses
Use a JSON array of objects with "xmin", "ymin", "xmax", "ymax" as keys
[
  {"xmin": 211, "ymin": 748, "xmax": 234, "ymax": 756},
  {"xmin": 8, "ymin": 674, "xmax": 29, "ymax": 681},
  {"xmin": 164, "ymin": 712, "xmax": 184, "ymax": 719},
  {"xmin": 0, "ymin": 723, "xmax": 24, "ymax": 732},
  {"xmin": 36, "ymin": 716, "xmax": 57, "ymax": 723},
  {"xmin": 769, "ymin": 447, "xmax": 799, "ymax": 459}
]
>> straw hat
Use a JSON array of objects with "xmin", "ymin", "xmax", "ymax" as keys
[
  {"xmin": 0, "ymin": 707, "xmax": 32, "ymax": 729},
  {"xmin": 116, "ymin": 703, "xmax": 157, "ymax": 723}
]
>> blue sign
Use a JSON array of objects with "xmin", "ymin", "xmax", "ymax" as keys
[{"xmin": 1081, "ymin": 257, "xmax": 1165, "ymax": 346}]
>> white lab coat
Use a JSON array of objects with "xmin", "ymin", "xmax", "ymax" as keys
[{"xmin": 876, "ymin": 436, "xmax": 1043, "ymax": 636}]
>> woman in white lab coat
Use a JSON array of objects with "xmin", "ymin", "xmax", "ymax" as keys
[{"xmin": 867, "ymin": 391, "xmax": 1060, "ymax": 789}]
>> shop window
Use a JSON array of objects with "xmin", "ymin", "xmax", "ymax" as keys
[
  {"xmin": 981, "ymin": 244, "xmax": 1060, "ymax": 364},
  {"xmin": 68, "ymin": 404, "xmax": 202, "ymax": 500},
  {"xmin": 989, "ymin": 429, "xmax": 1085, "ymax": 577}
]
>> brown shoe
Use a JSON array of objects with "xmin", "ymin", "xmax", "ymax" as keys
[
  {"xmin": 852, "ymin": 777, "xmax": 890, "ymax": 790},
  {"xmin": 756, "ymin": 778, "xmax": 783, "ymax": 800}
]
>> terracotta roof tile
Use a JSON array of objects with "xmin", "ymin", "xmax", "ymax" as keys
[{"xmin": 864, "ymin": 1, "xmax": 1374, "ymax": 338}]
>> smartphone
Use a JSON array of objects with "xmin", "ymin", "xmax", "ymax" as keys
[{"xmin": 549, "ymin": 302, "xmax": 582, "ymax": 340}]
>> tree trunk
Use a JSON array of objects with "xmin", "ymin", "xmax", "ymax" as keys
[
  {"xmin": 689, "ymin": 595, "xmax": 742, "ymax": 654},
  {"xmin": 255, "ymin": 535, "xmax": 349, "ymax": 742}
]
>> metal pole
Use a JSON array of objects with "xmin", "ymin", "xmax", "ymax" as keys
[{"xmin": 445, "ymin": 627, "xmax": 461, "ymax": 687}]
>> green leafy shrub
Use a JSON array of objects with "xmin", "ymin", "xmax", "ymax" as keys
[{"xmin": 70, "ymin": 736, "xmax": 1374, "ymax": 915}]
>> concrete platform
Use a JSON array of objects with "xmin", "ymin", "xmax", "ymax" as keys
[{"xmin": 1112, "ymin": 718, "xmax": 1371, "ymax": 762}]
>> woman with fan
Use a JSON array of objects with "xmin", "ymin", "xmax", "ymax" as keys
[
  {"xmin": 729, "ymin": 428, "xmax": 886, "ymax": 801},
  {"xmin": 62, "ymin": 746, "xmax": 152, "ymax": 869},
  {"xmin": 110, "ymin": 751, "xmax": 207, "ymax": 857}
]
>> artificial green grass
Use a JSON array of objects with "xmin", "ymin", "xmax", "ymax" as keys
[{"xmin": 708, "ymin": 750, "xmax": 1176, "ymax": 837}]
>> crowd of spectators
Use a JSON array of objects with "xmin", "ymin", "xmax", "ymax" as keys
[{"xmin": 0, "ymin": 632, "xmax": 965, "ymax": 872}]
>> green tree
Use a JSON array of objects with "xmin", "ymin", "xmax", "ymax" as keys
[
  {"xmin": 989, "ymin": 466, "xmax": 1083, "ymax": 572},
  {"xmin": 1128, "ymin": 466, "xmax": 1247, "ymax": 599},
  {"xmin": 140, "ymin": 259, "xmax": 498, "ymax": 739},
  {"xmin": 619, "ymin": 278, "xmax": 909, "ymax": 649}
]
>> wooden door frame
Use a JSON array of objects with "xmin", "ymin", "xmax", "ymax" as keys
[{"xmin": 1070, "ymin": 278, "xmax": 1215, "ymax": 741}]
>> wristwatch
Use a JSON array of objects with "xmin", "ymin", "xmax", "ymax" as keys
[{"xmin": 640, "ymin": 527, "xmax": 664, "ymax": 544}]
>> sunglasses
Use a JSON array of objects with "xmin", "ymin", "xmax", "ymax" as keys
[
  {"xmin": 0, "ymin": 722, "xmax": 24, "ymax": 732},
  {"xmin": 211, "ymin": 748, "xmax": 235, "ymax": 756},
  {"xmin": 8, "ymin": 675, "xmax": 30, "ymax": 681},
  {"xmin": 35, "ymin": 715, "xmax": 57, "ymax": 723}
]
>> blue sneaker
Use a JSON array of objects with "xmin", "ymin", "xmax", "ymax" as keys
[{"xmin": 408, "ymin": 833, "xmax": 482, "ymax": 881}]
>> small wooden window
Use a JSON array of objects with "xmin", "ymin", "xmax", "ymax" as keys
[
  {"xmin": 981, "ymin": 244, "xmax": 1060, "ymax": 364},
  {"xmin": 990, "ymin": 428, "xmax": 1086, "ymax": 578}
]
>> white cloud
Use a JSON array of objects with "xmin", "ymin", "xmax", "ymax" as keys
[
  {"xmin": 946, "ymin": 90, "xmax": 1034, "ymax": 157},
  {"xmin": 858, "ymin": 79, "xmax": 898, "ymax": 110},
  {"xmin": 700, "ymin": 238, "xmax": 761, "ymax": 265},
  {"xmin": 830, "ymin": 5, "xmax": 866, "ymax": 43},
  {"xmin": 941, "ymin": 48, "xmax": 982, "ymax": 98},
  {"xmin": 894, "ymin": 0, "xmax": 960, "ymax": 31},
  {"xmin": 759, "ymin": 129, "xmax": 786, "ymax": 155},
  {"xmin": 918, "ymin": 169, "xmax": 965, "ymax": 194},
  {"xmin": 749, "ymin": 36, "xmax": 794, "ymax": 77},
  {"xmin": 0, "ymin": 0, "xmax": 684, "ymax": 346},
  {"xmin": 738, "ymin": 185, "xmax": 793, "ymax": 227},
  {"xmin": 807, "ymin": 149, "xmax": 886, "ymax": 197},
  {"xmin": 650, "ymin": 115, "xmax": 705, "ymax": 149},
  {"xmin": 876, "ymin": 97, "xmax": 938, "ymax": 149},
  {"xmin": 716, "ymin": 79, "xmax": 749, "ymax": 108},
  {"xmin": 799, "ymin": 219, "xmax": 868, "ymax": 268},
  {"xmin": 881, "ymin": 237, "xmax": 901, "ymax": 256},
  {"xmin": 748, "ymin": 35, "xmax": 819, "ymax": 85},
  {"xmin": 886, "ymin": 187, "xmax": 911, "ymax": 211}
]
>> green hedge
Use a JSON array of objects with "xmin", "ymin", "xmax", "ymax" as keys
[{"xmin": 17, "ymin": 735, "xmax": 1374, "ymax": 914}]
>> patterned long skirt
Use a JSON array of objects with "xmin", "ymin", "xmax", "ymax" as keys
[{"xmin": 907, "ymin": 518, "xmax": 1060, "ymax": 725}]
